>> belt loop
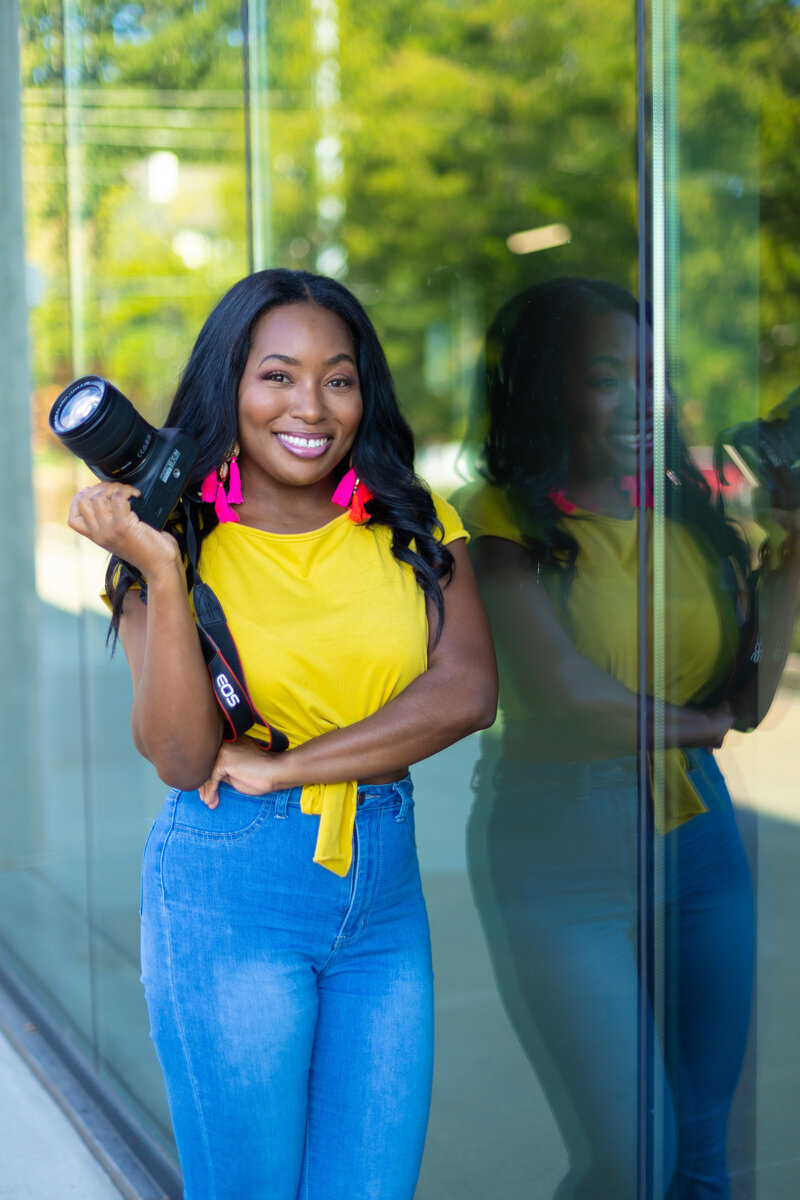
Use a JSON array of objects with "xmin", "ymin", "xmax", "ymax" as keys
[
  {"xmin": 394, "ymin": 781, "xmax": 413, "ymax": 823},
  {"xmin": 274, "ymin": 790, "xmax": 289, "ymax": 820}
]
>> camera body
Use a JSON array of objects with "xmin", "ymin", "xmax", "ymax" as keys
[
  {"xmin": 49, "ymin": 375, "xmax": 200, "ymax": 529},
  {"xmin": 714, "ymin": 388, "xmax": 800, "ymax": 510}
]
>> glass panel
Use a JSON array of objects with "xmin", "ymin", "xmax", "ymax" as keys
[
  {"xmin": 253, "ymin": 3, "xmax": 638, "ymax": 1193},
  {"xmin": 1, "ymin": 0, "xmax": 95, "ymax": 1061},
  {"xmin": 71, "ymin": 0, "xmax": 251, "ymax": 1144},
  {"xmin": 654, "ymin": 0, "xmax": 800, "ymax": 1195},
  {"xmin": 12, "ymin": 0, "xmax": 253, "ymax": 1149},
  {"xmin": 5, "ymin": 0, "xmax": 668, "ymax": 1189}
]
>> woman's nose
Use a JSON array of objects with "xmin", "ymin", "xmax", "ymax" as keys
[
  {"xmin": 617, "ymin": 373, "xmax": 638, "ymax": 415},
  {"xmin": 288, "ymin": 380, "xmax": 327, "ymax": 422}
]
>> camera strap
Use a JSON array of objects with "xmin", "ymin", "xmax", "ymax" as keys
[{"xmin": 181, "ymin": 503, "xmax": 289, "ymax": 752}]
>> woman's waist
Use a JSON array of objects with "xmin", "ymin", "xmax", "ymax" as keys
[
  {"xmin": 494, "ymin": 716, "xmax": 637, "ymax": 763},
  {"xmin": 357, "ymin": 768, "xmax": 410, "ymax": 786},
  {"xmin": 476, "ymin": 747, "xmax": 714, "ymax": 787},
  {"xmin": 196, "ymin": 772, "xmax": 413, "ymax": 810},
  {"xmin": 495, "ymin": 705, "xmax": 720, "ymax": 762}
]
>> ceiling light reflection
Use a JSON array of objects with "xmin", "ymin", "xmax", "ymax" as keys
[{"xmin": 506, "ymin": 223, "xmax": 571, "ymax": 255}]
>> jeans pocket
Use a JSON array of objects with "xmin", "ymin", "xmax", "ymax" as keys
[
  {"xmin": 172, "ymin": 786, "xmax": 272, "ymax": 840},
  {"xmin": 684, "ymin": 751, "xmax": 731, "ymax": 817}
]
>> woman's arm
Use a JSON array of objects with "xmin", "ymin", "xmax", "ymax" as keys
[
  {"xmin": 198, "ymin": 539, "xmax": 498, "ymax": 805},
  {"xmin": 468, "ymin": 536, "xmax": 733, "ymax": 754},
  {"xmin": 728, "ymin": 506, "xmax": 800, "ymax": 731},
  {"xmin": 68, "ymin": 483, "xmax": 222, "ymax": 787}
]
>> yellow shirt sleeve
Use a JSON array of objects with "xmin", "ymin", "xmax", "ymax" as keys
[
  {"xmin": 448, "ymin": 481, "xmax": 526, "ymax": 545},
  {"xmin": 100, "ymin": 574, "xmax": 144, "ymax": 612},
  {"xmin": 431, "ymin": 490, "xmax": 470, "ymax": 545}
]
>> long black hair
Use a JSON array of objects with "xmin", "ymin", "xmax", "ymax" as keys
[
  {"xmin": 479, "ymin": 277, "xmax": 751, "ymax": 593},
  {"xmin": 106, "ymin": 268, "xmax": 453, "ymax": 638}
]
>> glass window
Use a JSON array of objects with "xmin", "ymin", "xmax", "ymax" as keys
[{"xmin": 4, "ymin": 0, "xmax": 798, "ymax": 1193}]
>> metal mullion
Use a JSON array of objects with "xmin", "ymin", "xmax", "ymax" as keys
[{"xmin": 636, "ymin": 0, "xmax": 655, "ymax": 1192}]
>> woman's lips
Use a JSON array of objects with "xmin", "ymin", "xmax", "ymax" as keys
[
  {"xmin": 273, "ymin": 432, "xmax": 333, "ymax": 458},
  {"xmin": 608, "ymin": 429, "xmax": 654, "ymax": 450}
]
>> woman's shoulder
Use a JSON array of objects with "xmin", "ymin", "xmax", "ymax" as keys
[
  {"xmin": 447, "ymin": 480, "xmax": 526, "ymax": 546},
  {"xmin": 427, "ymin": 489, "xmax": 470, "ymax": 546}
]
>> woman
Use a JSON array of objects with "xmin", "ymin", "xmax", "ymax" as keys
[
  {"xmin": 68, "ymin": 268, "xmax": 497, "ymax": 1200},
  {"xmin": 459, "ymin": 278, "xmax": 800, "ymax": 1198}
]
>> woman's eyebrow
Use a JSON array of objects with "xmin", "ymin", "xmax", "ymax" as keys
[
  {"xmin": 256, "ymin": 352, "xmax": 356, "ymax": 368},
  {"xmin": 586, "ymin": 354, "xmax": 625, "ymax": 366},
  {"xmin": 257, "ymin": 353, "xmax": 300, "ymax": 367}
]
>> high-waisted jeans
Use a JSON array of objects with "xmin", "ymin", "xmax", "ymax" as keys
[
  {"xmin": 467, "ymin": 749, "xmax": 755, "ymax": 1200},
  {"xmin": 140, "ymin": 776, "xmax": 433, "ymax": 1200}
]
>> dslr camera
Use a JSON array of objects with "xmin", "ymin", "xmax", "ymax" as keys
[
  {"xmin": 714, "ymin": 387, "xmax": 800, "ymax": 510},
  {"xmin": 49, "ymin": 376, "xmax": 199, "ymax": 529}
]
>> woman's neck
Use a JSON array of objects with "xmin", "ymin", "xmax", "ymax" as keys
[
  {"xmin": 560, "ymin": 475, "xmax": 634, "ymax": 519},
  {"xmin": 235, "ymin": 470, "xmax": 342, "ymax": 534}
]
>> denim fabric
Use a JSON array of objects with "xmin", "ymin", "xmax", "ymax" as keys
[
  {"xmin": 140, "ymin": 776, "xmax": 433, "ymax": 1200},
  {"xmin": 468, "ymin": 749, "xmax": 754, "ymax": 1200}
]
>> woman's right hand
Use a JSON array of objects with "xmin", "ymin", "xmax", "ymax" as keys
[
  {"xmin": 67, "ymin": 482, "xmax": 181, "ymax": 578},
  {"xmin": 705, "ymin": 698, "xmax": 736, "ymax": 747}
]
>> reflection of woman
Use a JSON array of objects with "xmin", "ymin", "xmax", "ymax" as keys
[
  {"xmin": 68, "ymin": 269, "xmax": 497, "ymax": 1200},
  {"xmin": 459, "ymin": 278, "xmax": 798, "ymax": 1198}
]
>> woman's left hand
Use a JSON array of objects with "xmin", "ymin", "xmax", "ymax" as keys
[
  {"xmin": 198, "ymin": 740, "xmax": 282, "ymax": 809},
  {"xmin": 752, "ymin": 489, "xmax": 800, "ymax": 567}
]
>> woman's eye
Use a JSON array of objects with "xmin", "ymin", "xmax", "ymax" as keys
[
  {"xmin": 263, "ymin": 371, "xmax": 290, "ymax": 383},
  {"xmin": 327, "ymin": 375, "xmax": 356, "ymax": 388},
  {"xmin": 588, "ymin": 375, "xmax": 617, "ymax": 389}
]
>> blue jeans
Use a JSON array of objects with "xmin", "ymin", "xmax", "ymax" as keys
[
  {"xmin": 140, "ymin": 776, "xmax": 434, "ymax": 1200},
  {"xmin": 467, "ymin": 749, "xmax": 754, "ymax": 1200}
]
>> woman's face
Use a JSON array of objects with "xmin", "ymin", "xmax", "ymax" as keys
[
  {"xmin": 237, "ymin": 302, "xmax": 363, "ymax": 492},
  {"xmin": 563, "ymin": 307, "xmax": 653, "ymax": 483}
]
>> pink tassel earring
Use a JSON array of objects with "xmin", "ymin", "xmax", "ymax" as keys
[
  {"xmin": 332, "ymin": 467, "xmax": 373, "ymax": 524},
  {"xmin": 201, "ymin": 448, "xmax": 242, "ymax": 524},
  {"xmin": 226, "ymin": 457, "xmax": 243, "ymax": 504},
  {"xmin": 619, "ymin": 474, "xmax": 654, "ymax": 509}
]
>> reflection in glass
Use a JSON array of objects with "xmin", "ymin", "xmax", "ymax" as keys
[{"xmin": 453, "ymin": 277, "xmax": 800, "ymax": 1197}]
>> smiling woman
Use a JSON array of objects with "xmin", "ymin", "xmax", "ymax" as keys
[
  {"xmin": 562, "ymin": 308, "xmax": 654, "ymax": 500},
  {"xmin": 235, "ymin": 304, "xmax": 364, "ymax": 511},
  {"xmin": 458, "ymin": 277, "xmax": 778, "ymax": 1198},
  {"xmin": 66, "ymin": 268, "xmax": 498, "ymax": 1200}
]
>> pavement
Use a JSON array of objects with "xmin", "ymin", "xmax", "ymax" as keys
[{"xmin": 0, "ymin": 1030, "xmax": 125, "ymax": 1200}]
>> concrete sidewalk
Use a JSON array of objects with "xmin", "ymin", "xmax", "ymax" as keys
[{"xmin": 0, "ymin": 1030, "xmax": 125, "ymax": 1200}]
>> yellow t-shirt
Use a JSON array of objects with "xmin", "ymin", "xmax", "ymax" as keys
[
  {"xmin": 453, "ymin": 481, "xmax": 740, "ymax": 832},
  {"xmin": 194, "ymin": 493, "xmax": 467, "ymax": 875}
]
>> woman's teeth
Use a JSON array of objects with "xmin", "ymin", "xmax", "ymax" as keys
[
  {"xmin": 609, "ymin": 430, "xmax": 654, "ymax": 448},
  {"xmin": 273, "ymin": 434, "xmax": 333, "ymax": 456},
  {"xmin": 278, "ymin": 434, "xmax": 329, "ymax": 448},
  {"xmin": 274, "ymin": 432, "xmax": 333, "ymax": 458}
]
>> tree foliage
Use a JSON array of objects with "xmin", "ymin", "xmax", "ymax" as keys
[{"xmin": 18, "ymin": 0, "xmax": 800, "ymax": 452}]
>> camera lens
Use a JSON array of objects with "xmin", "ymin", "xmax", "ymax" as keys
[
  {"xmin": 52, "ymin": 382, "xmax": 104, "ymax": 432},
  {"xmin": 49, "ymin": 376, "xmax": 158, "ymax": 483}
]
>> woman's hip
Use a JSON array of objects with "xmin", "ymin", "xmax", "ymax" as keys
[{"xmin": 140, "ymin": 776, "xmax": 428, "ymax": 969}]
